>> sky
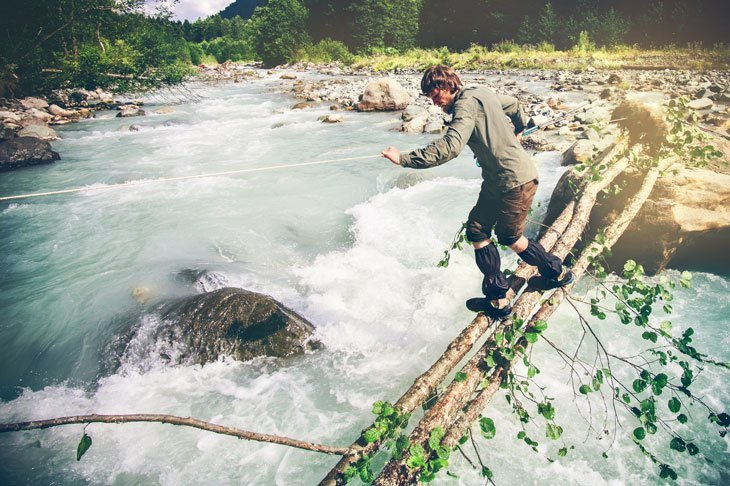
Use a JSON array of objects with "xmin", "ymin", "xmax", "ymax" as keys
[{"xmin": 144, "ymin": 0, "xmax": 236, "ymax": 22}]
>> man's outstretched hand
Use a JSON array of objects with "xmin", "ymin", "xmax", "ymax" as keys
[{"xmin": 381, "ymin": 146, "xmax": 401, "ymax": 165}]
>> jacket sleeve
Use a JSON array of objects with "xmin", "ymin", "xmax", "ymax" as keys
[
  {"xmin": 497, "ymin": 93, "xmax": 529, "ymax": 135},
  {"xmin": 400, "ymin": 97, "xmax": 477, "ymax": 169}
]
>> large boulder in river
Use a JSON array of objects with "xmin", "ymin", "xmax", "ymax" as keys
[
  {"xmin": 159, "ymin": 287, "xmax": 319, "ymax": 364},
  {"xmin": 357, "ymin": 79, "xmax": 411, "ymax": 112},
  {"xmin": 542, "ymin": 162, "xmax": 730, "ymax": 275},
  {"xmin": 0, "ymin": 137, "xmax": 60, "ymax": 170}
]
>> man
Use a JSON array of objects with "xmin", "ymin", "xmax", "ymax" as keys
[{"xmin": 382, "ymin": 65, "xmax": 573, "ymax": 318}]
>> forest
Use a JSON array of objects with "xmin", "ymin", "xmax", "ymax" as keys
[{"xmin": 1, "ymin": 1, "xmax": 729, "ymax": 95}]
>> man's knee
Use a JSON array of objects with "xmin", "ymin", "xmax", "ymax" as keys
[
  {"xmin": 496, "ymin": 231, "xmax": 521, "ymax": 247},
  {"xmin": 466, "ymin": 219, "xmax": 491, "ymax": 243}
]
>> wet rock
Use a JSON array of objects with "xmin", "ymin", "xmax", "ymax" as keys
[
  {"xmin": 18, "ymin": 124, "xmax": 59, "ymax": 140},
  {"xmin": 291, "ymin": 102, "xmax": 311, "ymax": 110},
  {"xmin": 23, "ymin": 108, "xmax": 53, "ymax": 124},
  {"xmin": 157, "ymin": 287, "xmax": 320, "ymax": 364},
  {"xmin": 0, "ymin": 137, "xmax": 60, "ymax": 170},
  {"xmin": 153, "ymin": 107, "xmax": 175, "ymax": 114},
  {"xmin": 116, "ymin": 107, "xmax": 146, "ymax": 118},
  {"xmin": 357, "ymin": 78, "xmax": 411, "ymax": 111},
  {"xmin": 280, "ymin": 73, "xmax": 298, "ymax": 80},
  {"xmin": 423, "ymin": 120, "xmax": 445, "ymax": 134},
  {"xmin": 688, "ymin": 98, "xmax": 713, "ymax": 110},
  {"xmin": 574, "ymin": 104, "xmax": 611, "ymax": 125},
  {"xmin": 319, "ymin": 114, "xmax": 343, "ymax": 123}
]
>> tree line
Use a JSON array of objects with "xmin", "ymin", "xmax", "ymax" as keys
[{"xmin": 1, "ymin": 0, "xmax": 728, "ymax": 96}]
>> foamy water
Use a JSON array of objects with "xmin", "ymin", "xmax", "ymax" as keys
[{"xmin": 0, "ymin": 74, "xmax": 728, "ymax": 485}]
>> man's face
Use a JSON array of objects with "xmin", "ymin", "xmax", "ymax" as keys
[{"xmin": 427, "ymin": 86, "xmax": 456, "ymax": 112}]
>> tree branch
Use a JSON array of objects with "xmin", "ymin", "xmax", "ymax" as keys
[{"xmin": 0, "ymin": 413, "xmax": 351, "ymax": 456}]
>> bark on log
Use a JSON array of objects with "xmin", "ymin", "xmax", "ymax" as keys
[
  {"xmin": 0, "ymin": 414, "xmax": 351, "ymax": 456},
  {"xmin": 374, "ymin": 144, "xmax": 630, "ymax": 485}
]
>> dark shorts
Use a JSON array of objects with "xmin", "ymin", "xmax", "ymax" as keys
[{"xmin": 465, "ymin": 179, "xmax": 538, "ymax": 246}]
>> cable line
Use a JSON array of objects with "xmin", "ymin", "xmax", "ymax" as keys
[{"xmin": 0, "ymin": 153, "xmax": 382, "ymax": 202}]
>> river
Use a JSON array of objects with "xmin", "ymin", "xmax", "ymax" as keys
[{"xmin": 0, "ymin": 73, "xmax": 728, "ymax": 485}]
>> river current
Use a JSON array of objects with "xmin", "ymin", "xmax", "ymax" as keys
[{"xmin": 0, "ymin": 74, "xmax": 728, "ymax": 485}]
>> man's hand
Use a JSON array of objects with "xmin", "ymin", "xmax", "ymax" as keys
[
  {"xmin": 381, "ymin": 146, "xmax": 401, "ymax": 165},
  {"xmin": 516, "ymin": 131, "xmax": 523, "ymax": 143}
]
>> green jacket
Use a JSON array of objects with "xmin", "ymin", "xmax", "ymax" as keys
[{"xmin": 400, "ymin": 85, "xmax": 538, "ymax": 198}]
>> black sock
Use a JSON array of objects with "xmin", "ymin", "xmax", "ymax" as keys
[
  {"xmin": 475, "ymin": 244, "xmax": 509, "ymax": 300},
  {"xmin": 518, "ymin": 239, "xmax": 562, "ymax": 279}
]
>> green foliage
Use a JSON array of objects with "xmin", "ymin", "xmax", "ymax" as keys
[
  {"xmin": 437, "ymin": 222, "xmax": 467, "ymax": 268},
  {"xmin": 572, "ymin": 31, "xmax": 597, "ymax": 52},
  {"xmin": 249, "ymin": 0, "xmax": 310, "ymax": 66},
  {"xmin": 537, "ymin": 2, "xmax": 558, "ymax": 44},
  {"xmin": 203, "ymin": 37, "xmax": 256, "ymax": 63},
  {"xmin": 76, "ymin": 432, "xmax": 92, "ymax": 461},
  {"xmin": 296, "ymin": 39, "xmax": 355, "ymax": 64}
]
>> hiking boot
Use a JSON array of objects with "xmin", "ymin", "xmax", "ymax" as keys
[
  {"xmin": 544, "ymin": 266, "xmax": 574, "ymax": 289},
  {"xmin": 466, "ymin": 297, "xmax": 513, "ymax": 319}
]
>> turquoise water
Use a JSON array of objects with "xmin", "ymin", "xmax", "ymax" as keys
[{"xmin": 0, "ymin": 75, "xmax": 727, "ymax": 485}]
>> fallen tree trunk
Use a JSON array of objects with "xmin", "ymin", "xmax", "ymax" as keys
[
  {"xmin": 442, "ymin": 160, "xmax": 667, "ymax": 451},
  {"xmin": 0, "ymin": 413, "xmax": 352, "ymax": 456},
  {"xmin": 374, "ymin": 144, "xmax": 631, "ymax": 485}
]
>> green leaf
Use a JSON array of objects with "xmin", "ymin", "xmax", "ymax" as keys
[
  {"xmin": 525, "ymin": 331, "xmax": 539, "ymax": 343},
  {"xmin": 633, "ymin": 427, "xmax": 646, "ymax": 441},
  {"xmin": 687, "ymin": 442, "xmax": 699, "ymax": 456},
  {"xmin": 458, "ymin": 435, "xmax": 468, "ymax": 445},
  {"xmin": 372, "ymin": 401, "xmax": 384, "ymax": 415},
  {"xmin": 479, "ymin": 417, "xmax": 496, "ymax": 439},
  {"xmin": 527, "ymin": 364, "xmax": 538, "ymax": 378},
  {"xmin": 677, "ymin": 413, "xmax": 688, "ymax": 424},
  {"xmin": 659, "ymin": 465, "xmax": 677, "ymax": 480},
  {"xmin": 632, "ymin": 379, "xmax": 647, "ymax": 393},
  {"xmin": 481, "ymin": 466, "xmax": 493, "ymax": 478},
  {"xmin": 538, "ymin": 402, "xmax": 555, "ymax": 420},
  {"xmin": 454, "ymin": 372, "xmax": 467, "ymax": 383},
  {"xmin": 76, "ymin": 433, "xmax": 92, "ymax": 461},
  {"xmin": 660, "ymin": 321, "xmax": 673, "ymax": 334},
  {"xmin": 533, "ymin": 320, "xmax": 548, "ymax": 332},
  {"xmin": 557, "ymin": 447, "xmax": 568, "ymax": 457},
  {"xmin": 517, "ymin": 431, "xmax": 526, "ymax": 440},
  {"xmin": 668, "ymin": 397, "xmax": 681, "ymax": 413},
  {"xmin": 670, "ymin": 437, "xmax": 686, "ymax": 452},
  {"xmin": 579, "ymin": 384, "xmax": 591, "ymax": 395},
  {"xmin": 363, "ymin": 428, "xmax": 381, "ymax": 444},
  {"xmin": 446, "ymin": 470, "xmax": 459, "ymax": 479},
  {"xmin": 429, "ymin": 427, "xmax": 445, "ymax": 450},
  {"xmin": 359, "ymin": 464, "xmax": 374, "ymax": 483},
  {"xmin": 546, "ymin": 423, "xmax": 563, "ymax": 440}
]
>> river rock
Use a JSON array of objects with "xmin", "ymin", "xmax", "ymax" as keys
[
  {"xmin": 153, "ymin": 107, "xmax": 175, "ymax": 114},
  {"xmin": 424, "ymin": 120, "xmax": 445, "ymax": 134},
  {"xmin": 18, "ymin": 125, "xmax": 59, "ymax": 140},
  {"xmin": 543, "ymin": 163, "xmax": 730, "ymax": 275},
  {"xmin": 0, "ymin": 137, "xmax": 60, "ymax": 170},
  {"xmin": 23, "ymin": 108, "xmax": 53, "ymax": 124},
  {"xmin": 688, "ymin": 98, "xmax": 713, "ymax": 110},
  {"xmin": 319, "ymin": 114, "xmax": 343, "ymax": 123},
  {"xmin": 280, "ymin": 73, "xmax": 297, "ymax": 80},
  {"xmin": 155, "ymin": 287, "xmax": 319, "ymax": 364},
  {"xmin": 0, "ymin": 125, "xmax": 16, "ymax": 141},
  {"xmin": 19, "ymin": 97, "xmax": 49, "ymax": 110},
  {"xmin": 0, "ymin": 111, "xmax": 21, "ymax": 123},
  {"xmin": 48, "ymin": 104, "xmax": 75, "ymax": 117},
  {"xmin": 116, "ymin": 107, "xmax": 146, "ymax": 118},
  {"xmin": 357, "ymin": 79, "xmax": 411, "ymax": 112},
  {"xmin": 561, "ymin": 139, "xmax": 601, "ymax": 166},
  {"xmin": 291, "ymin": 102, "xmax": 310, "ymax": 110},
  {"xmin": 574, "ymin": 104, "xmax": 611, "ymax": 125}
]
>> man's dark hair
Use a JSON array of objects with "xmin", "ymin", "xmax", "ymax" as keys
[{"xmin": 421, "ymin": 65, "xmax": 463, "ymax": 95}]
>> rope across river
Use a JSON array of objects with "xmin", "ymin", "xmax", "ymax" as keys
[{"xmin": 0, "ymin": 153, "xmax": 383, "ymax": 202}]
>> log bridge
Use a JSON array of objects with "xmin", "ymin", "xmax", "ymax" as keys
[{"xmin": 321, "ymin": 138, "xmax": 666, "ymax": 485}]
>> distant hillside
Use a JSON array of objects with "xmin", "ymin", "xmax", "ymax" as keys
[{"xmin": 219, "ymin": 0, "xmax": 268, "ymax": 20}]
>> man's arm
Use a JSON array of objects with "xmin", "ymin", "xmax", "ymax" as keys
[
  {"xmin": 398, "ymin": 97, "xmax": 477, "ymax": 169},
  {"xmin": 497, "ymin": 93, "xmax": 529, "ymax": 135}
]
